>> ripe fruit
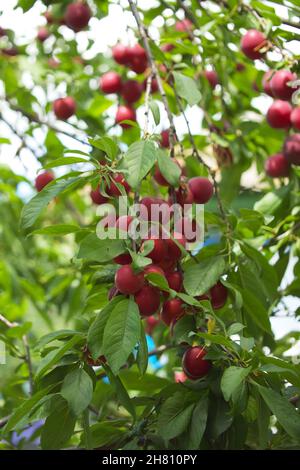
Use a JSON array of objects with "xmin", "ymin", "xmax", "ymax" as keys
[
  {"xmin": 145, "ymin": 315, "xmax": 160, "ymax": 335},
  {"xmin": 139, "ymin": 197, "xmax": 171, "ymax": 223},
  {"xmin": 165, "ymin": 234, "xmax": 186, "ymax": 262},
  {"xmin": 107, "ymin": 173, "xmax": 131, "ymax": 196},
  {"xmin": 175, "ymin": 18, "xmax": 193, "ymax": 33},
  {"xmin": 204, "ymin": 70, "xmax": 219, "ymax": 89},
  {"xmin": 265, "ymin": 153, "xmax": 290, "ymax": 178},
  {"xmin": 115, "ymin": 215, "xmax": 133, "ymax": 232},
  {"xmin": 2, "ymin": 47, "xmax": 18, "ymax": 56},
  {"xmin": 128, "ymin": 44, "xmax": 148, "ymax": 74},
  {"xmin": 143, "ymin": 77, "xmax": 158, "ymax": 93},
  {"xmin": 134, "ymin": 285, "xmax": 161, "ymax": 316},
  {"xmin": 174, "ymin": 217, "xmax": 200, "ymax": 243},
  {"xmin": 165, "ymin": 271, "xmax": 183, "ymax": 292},
  {"xmin": 114, "ymin": 253, "xmax": 132, "ymax": 265},
  {"xmin": 154, "ymin": 164, "xmax": 169, "ymax": 186},
  {"xmin": 115, "ymin": 265, "xmax": 144, "ymax": 295},
  {"xmin": 161, "ymin": 43, "xmax": 174, "ymax": 52},
  {"xmin": 160, "ymin": 129, "xmax": 170, "ymax": 148},
  {"xmin": 174, "ymin": 186, "xmax": 194, "ymax": 206},
  {"xmin": 121, "ymin": 80, "xmax": 142, "ymax": 104},
  {"xmin": 90, "ymin": 186, "xmax": 108, "ymax": 204},
  {"xmin": 64, "ymin": 2, "xmax": 91, "ymax": 32},
  {"xmin": 271, "ymin": 70, "xmax": 298, "ymax": 101},
  {"xmin": 266, "ymin": 100, "xmax": 292, "ymax": 129},
  {"xmin": 157, "ymin": 257, "xmax": 177, "ymax": 272},
  {"xmin": 210, "ymin": 281, "xmax": 228, "ymax": 309},
  {"xmin": 141, "ymin": 238, "xmax": 167, "ymax": 264},
  {"xmin": 262, "ymin": 70, "xmax": 274, "ymax": 97},
  {"xmin": 100, "ymin": 72, "xmax": 122, "ymax": 94},
  {"xmin": 291, "ymin": 108, "xmax": 300, "ymax": 131},
  {"xmin": 83, "ymin": 347, "xmax": 106, "ymax": 367},
  {"xmin": 112, "ymin": 44, "xmax": 131, "ymax": 65},
  {"xmin": 115, "ymin": 105, "xmax": 136, "ymax": 128},
  {"xmin": 240, "ymin": 29, "xmax": 267, "ymax": 60},
  {"xmin": 44, "ymin": 11, "xmax": 54, "ymax": 24},
  {"xmin": 35, "ymin": 171, "xmax": 54, "ymax": 192},
  {"xmin": 53, "ymin": 97, "xmax": 76, "ymax": 120},
  {"xmin": 182, "ymin": 346, "xmax": 211, "ymax": 380},
  {"xmin": 283, "ymin": 134, "xmax": 300, "ymax": 166},
  {"xmin": 174, "ymin": 371, "xmax": 187, "ymax": 383},
  {"xmin": 144, "ymin": 264, "xmax": 165, "ymax": 277},
  {"xmin": 37, "ymin": 27, "xmax": 49, "ymax": 42},
  {"xmin": 161, "ymin": 298, "xmax": 184, "ymax": 326},
  {"xmin": 188, "ymin": 177, "xmax": 214, "ymax": 204}
]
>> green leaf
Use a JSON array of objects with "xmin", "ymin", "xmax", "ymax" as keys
[
  {"xmin": 173, "ymin": 72, "xmax": 201, "ymax": 106},
  {"xmin": 221, "ymin": 366, "xmax": 251, "ymax": 402},
  {"xmin": 35, "ymin": 335, "xmax": 83, "ymax": 381},
  {"xmin": 103, "ymin": 364, "xmax": 136, "ymax": 419},
  {"xmin": 254, "ymin": 186, "xmax": 290, "ymax": 215},
  {"xmin": 89, "ymin": 136, "xmax": 119, "ymax": 160},
  {"xmin": 124, "ymin": 140, "xmax": 157, "ymax": 190},
  {"xmin": 61, "ymin": 368, "xmax": 93, "ymax": 415},
  {"xmin": 40, "ymin": 398, "xmax": 76, "ymax": 450},
  {"xmin": 157, "ymin": 149, "xmax": 181, "ymax": 186},
  {"xmin": 20, "ymin": 177, "xmax": 81, "ymax": 230},
  {"xmin": 257, "ymin": 385, "xmax": 300, "ymax": 440},
  {"xmin": 102, "ymin": 299, "xmax": 141, "ymax": 374},
  {"xmin": 79, "ymin": 422, "xmax": 125, "ymax": 448},
  {"xmin": 78, "ymin": 233, "xmax": 126, "ymax": 263},
  {"xmin": 44, "ymin": 157, "xmax": 91, "ymax": 168},
  {"xmin": 31, "ymin": 224, "xmax": 80, "ymax": 236},
  {"xmin": 18, "ymin": 0, "xmax": 35, "ymax": 12},
  {"xmin": 185, "ymin": 394, "xmax": 208, "ymax": 449},
  {"xmin": 242, "ymin": 290, "xmax": 272, "ymax": 334},
  {"xmin": 87, "ymin": 296, "xmax": 124, "ymax": 359},
  {"xmin": 183, "ymin": 256, "xmax": 226, "ymax": 296},
  {"xmin": 150, "ymin": 101, "xmax": 160, "ymax": 125},
  {"xmin": 158, "ymin": 392, "xmax": 195, "ymax": 441},
  {"xmin": 136, "ymin": 323, "xmax": 148, "ymax": 376},
  {"xmin": 227, "ymin": 323, "xmax": 245, "ymax": 336},
  {"xmin": 34, "ymin": 330, "xmax": 82, "ymax": 351}
]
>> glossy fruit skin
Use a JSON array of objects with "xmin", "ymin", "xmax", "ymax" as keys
[
  {"xmin": 262, "ymin": 70, "xmax": 274, "ymax": 97},
  {"xmin": 271, "ymin": 70, "xmax": 298, "ymax": 101},
  {"xmin": 265, "ymin": 153, "xmax": 290, "ymax": 178},
  {"xmin": 37, "ymin": 27, "xmax": 49, "ymax": 42},
  {"xmin": 174, "ymin": 217, "xmax": 200, "ymax": 243},
  {"xmin": 161, "ymin": 43, "xmax": 174, "ymax": 53},
  {"xmin": 145, "ymin": 315, "xmax": 160, "ymax": 335},
  {"xmin": 165, "ymin": 271, "xmax": 183, "ymax": 292},
  {"xmin": 134, "ymin": 285, "xmax": 161, "ymax": 317},
  {"xmin": 112, "ymin": 44, "xmax": 131, "ymax": 65},
  {"xmin": 175, "ymin": 18, "xmax": 193, "ymax": 33},
  {"xmin": 182, "ymin": 346, "xmax": 211, "ymax": 380},
  {"xmin": 100, "ymin": 72, "xmax": 122, "ymax": 94},
  {"xmin": 154, "ymin": 164, "xmax": 169, "ymax": 186},
  {"xmin": 115, "ymin": 105, "xmax": 136, "ymax": 128},
  {"xmin": 107, "ymin": 173, "xmax": 131, "ymax": 196},
  {"xmin": 114, "ymin": 253, "xmax": 132, "ymax": 265},
  {"xmin": 64, "ymin": 2, "xmax": 91, "ymax": 32},
  {"xmin": 210, "ymin": 281, "xmax": 228, "ymax": 309},
  {"xmin": 142, "ymin": 238, "xmax": 167, "ymax": 264},
  {"xmin": 157, "ymin": 257, "xmax": 177, "ymax": 272},
  {"xmin": 240, "ymin": 29, "xmax": 267, "ymax": 60},
  {"xmin": 188, "ymin": 177, "xmax": 214, "ymax": 204},
  {"xmin": 266, "ymin": 100, "xmax": 292, "ymax": 129},
  {"xmin": 128, "ymin": 44, "xmax": 148, "ymax": 74},
  {"xmin": 291, "ymin": 108, "xmax": 300, "ymax": 131},
  {"xmin": 283, "ymin": 134, "xmax": 300, "ymax": 165},
  {"xmin": 90, "ymin": 186, "xmax": 108, "ymax": 204},
  {"xmin": 165, "ymin": 234, "xmax": 186, "ymax": 262},
  {"xmin": 144, "ymin": 264, "xmax": 165, "ymax": 277},
  {"xmin": 115, "ymin": 215, "xmax": 133, "ymax": 231},
  {"xmin": 35, "ymin": 172, "xmax": 54, "ymax": 192},
  {"xmin": 139, "ymin": 197, "xmax": 171, "ymax": 223},
  {"xmin": 174, "ymin": 186, "xmax": 194, "ymax": 206},
  {"xmin": 121, "ymin": 80, "xmax": 142, "ymax": 104},
  {"xmin": 161, "ymin": 298, "xmax": 184, "ymax": 326},
  {"xmin": 53, "ymin": 97, "xmax": 76, "ymax": 120},
  {"xmin": 204, "ymin": 70, "xmax": 219, "ymax": 89},
  {"xmin": 115, "ymin": 265, "xmax": 144, "ymax": 295},
  {"xmin": 160, "ymin": 129, "xmax": 170, "ymax": 148}
]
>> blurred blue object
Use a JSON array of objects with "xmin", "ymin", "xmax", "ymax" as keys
[{"xmin": 147, "ymin": 335, "xmax": 161, "ymax": 370}]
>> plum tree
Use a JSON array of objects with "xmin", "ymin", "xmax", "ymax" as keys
[
  {"xmin": 64, "ymin": 2, "xmax": 91, "ymax": 32},
  {"xmin": 53, "ymin": 97, "xmax": 76, "ymax": 120},
  {"xmin": 35, "ymin": 171, "xmax": 54, "ymax": 191},
  {"xmin": 188, "ymin": 177, "xmax": 214, "ymax": 204},
  {"xmin": 100, "ymin": 72, "xmax": 123, "ymax": 94},
  {"xmin": 182, "ymin": 346, "xmax": 211, "ymax": 380},
  {"xmin": 266, "ymin": 100, "xmax": 292, "ymax": 128},
  {"xmin": 115, "ymin": 264, "xmax": 144, "ymax": 295},
  {"xmin": 240, "ymin": 29, "xmax": 267, "ymax": 60}
]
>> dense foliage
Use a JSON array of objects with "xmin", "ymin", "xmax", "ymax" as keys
[{"xmin": 1, "ymin": 0, "xmax": 300, "ymax": 451}]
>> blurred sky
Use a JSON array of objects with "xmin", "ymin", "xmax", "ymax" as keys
[{"xmin": 0, "ymin": 0, "xmax": 300, "ymax": 349}]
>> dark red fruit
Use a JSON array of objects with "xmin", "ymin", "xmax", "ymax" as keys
[
  {"xmin": 114, "ymin": 253, "xmax": 132, "ymax": 265},
  {"xmin": 291, "ymin": 108, "xmax": 300, "ymax": 131},
  {"xmin": 121, "ymin": 80, "xmax": 142, "ymax": 104},
  {"xmin": 174, "ymin": 217, "xmax": 200, "ymax": 243},
  {"xmin": 53, "ymin": 97, "xmax": 76, "ymax": 120},
  {"xmin": 188, "ymin": 177, "xmax": 214, "ymax": 204},
  {"xmin": 115, "ymin": 265, "xmax": 144, "ymax": 295},
  {"xmin": 115, "ymin": 215, "xmax": 133, "ymax": 231},
  {"xmin": 210, "ymin": 281, "xmax": 228, "ymax": 309},
  {"xmin": 134, "ymin": 285, "xmax": 161, "ymax": 317},
  {"xmin": 141, "ymin": 238, "xmax": 167, "ymax": 264},
  {"xmin": 174, "ymin": 186, "xmax": 194, "ymax": 206},
  {"xmin": 161, "ymin": 43, "xmax": 174, "ymax": 52},
  {"xmin": 37, "ymin": 27, "xmax": 49, "ymax": 42},
  {"xmin": 182, "ymin": 346, "xmax": 211, "ymax": 379},
  {"xmin": 240, "ymin": 29, "xmax": 267, "ymax": 60},
  {"xmin": 90, "ymin": 186, "xmax": 108, "ymax": 204},
  {"xmin": 144, "ymin": 264, "xmax": 165, "ymax": 277},
  {"xmin": 160, "ymin": 129, "xmax": 170, "ymax": 148},
  {"xmin": 262, "ymin": 70, "xmax": 274, "ymax": 97},
  {"xmin": 107, "ymin": 173, "xmax": 131, "ymax": 196},
  {"xmin": 100, "ymin": 72, "xmax": 122, "ymax": 94},
  {"xmin": 175, "ymin": 18, "xmax": 193, "ymax": 33},
  {"xmin": 283, "ymin": 134, "xmax": 300, "ymax": 166},
  {"xmin": 115, "ymin": 105, "xmax": 136, "ymax": 128},
  {"xmin": 271, "ymin": 70, "xmax": 298, "ymax": 101},
  {"xmin": 165, "ymin": 233, "xmax": 186, "ymax": 261},
  {"xmin": 84, "ymin": 346, "xmax": 106, "ymax": 367},
  {"xmin": 161, "ymin": 298, "xmax": 184, "ymax": 326},
  {"xmin": 204, "ymin": 70, "xmax": 219, "ymax": 89},
  {"xmin": 64, "ymin": 2, "xmax": 91, "ymax": 32},
  {"xmin": 128, "ymin": 44, "xmax": 148, "ymax": 74},
  {"xmin": 139, "ymin": 197, "xmax": 171, "ymax": 223},
  {"xmin": 112, "ymin": 44, "xmax": 131, "ymax": 65},
  {"xmin": 265, "ymin": 153, "xmax": 290, "ymax": 178},
  {"xmin": 143, "ymin": 77, "xmax": 158, "ymax": 93},
  {"xmin": 35, "ymin": 171, "xmax": 54, "ymax": 192},
  {"xmin": 145, "ymin": 315, "xmax": 160, "ymax": 335},
  {"xmin": 266, "ymin": 100, "xmax": 292, "ymax": 129},
  {"xmin": 165, "ymin": 271, "xmax": 183, "ymax": 292}
]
